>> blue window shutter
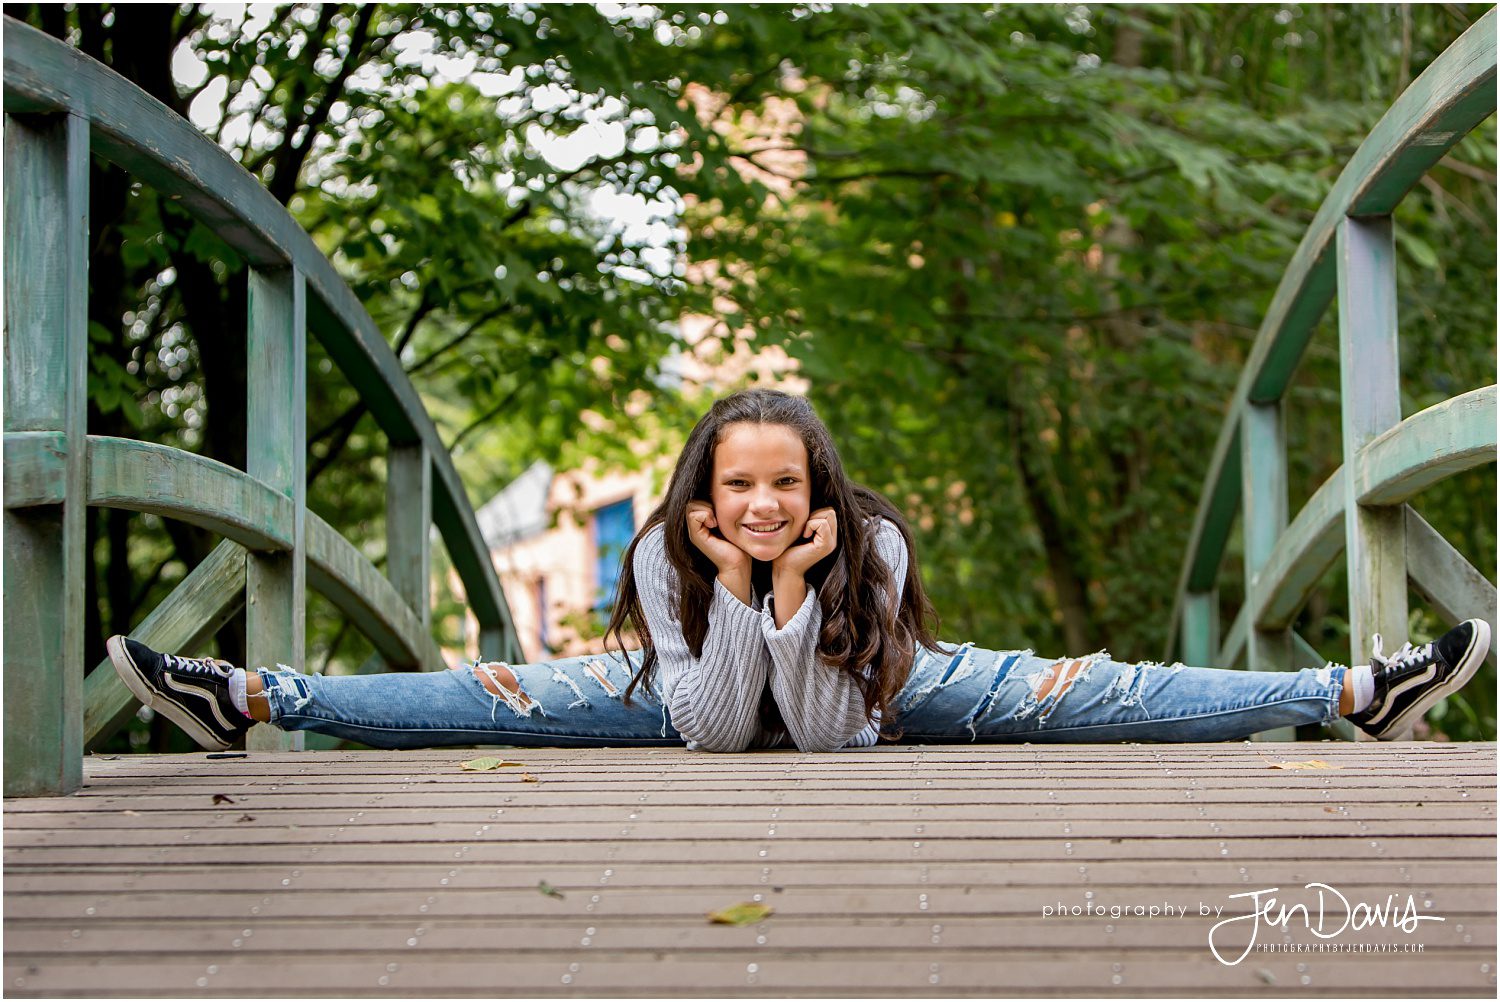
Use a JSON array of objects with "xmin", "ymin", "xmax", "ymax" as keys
[{"xmin": 594, "ymin": 498, "xmax": 635, "ymax": 611}]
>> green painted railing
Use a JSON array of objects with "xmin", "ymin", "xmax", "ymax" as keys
[
  {"xmin": 2, "ymin": 19, "xmax": 522, "ymax": 796},
  {"xmin": 1167, "ymin": 9, "xmax": 1498, "ymax": 739}
]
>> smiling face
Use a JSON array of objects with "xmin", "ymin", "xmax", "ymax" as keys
[{"xmin": 708, "ymin": 421, "xmax": 813, "ymax": 562}]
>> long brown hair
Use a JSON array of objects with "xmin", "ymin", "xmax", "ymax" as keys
[{"xmin": 604, "ymin": 388, "xmax": 947, "ymax": 741}]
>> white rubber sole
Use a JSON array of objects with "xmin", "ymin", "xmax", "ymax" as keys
[
  {"xmin": 1375, "ymin": 619, "xmax": 1490, "ymax": 740},
  {"xmin": 106, "ymin": 635, "xmax": 232, "ymax": 751}
]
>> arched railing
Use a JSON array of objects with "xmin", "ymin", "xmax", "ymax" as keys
[
  {"xmin": 1166, "ymin": 9, "xmax": 1497, "ymax": 739},
  {"xmin": 2, "ymin": 18, "xmax": 521, "ymax": 795}
]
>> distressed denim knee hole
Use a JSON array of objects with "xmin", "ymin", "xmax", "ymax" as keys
[{"xmin": 471, "ymin": 662, "xmax": 543, "ymax": 721}]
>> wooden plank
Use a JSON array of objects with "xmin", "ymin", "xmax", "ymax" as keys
[
  {"xmin": 7, "ymin": 806, "xmax": 1495, "ymax": 839},
  {"xmin": 2, "ymin": 430, "xmax": 65, "ymax": 507},
  {"xmin": 86, "ymin": 436, "xmax": 293, "ymax": 551},
  {"xmin": 384, "ymin": 441, "xmax": 431, "ymax": 669},
  {"xmin": 306, "ymin": 512, "xmax": 444, "ymax": 671},
  {"xmin": 8, "ymin": 800, "xmax": 1490, "ymax": 828},
  {"xmin": 8, "ymin": 857, "xmax": 1490, "ymax": 890},
  {"xmin": 59, "ymin": 771, "xmax": 1497, "ymax": 794},
  {"xmin": 5, "ymin": 954, "xmax": 1494, "ymax": 1002},
  {"xmin": 1357, "ymin": 385, "xmax": 1496, "ymax": 505},
  {"xmin": 1337, "ymin": 216, "xmax": 1408, "ymax": 673},
  {"xmin": 4, "ymin": 914, "xmax": 1493, "ymax": 956},
  {"xmin": 44, "ymin": 780, "xmax": 1498, "ymax": 803},
  {"xmin": 83, "ymin": 542, "xmax": 248, "ymax": 749},
  {"xmin": 245, "ymin": 268, "xmax": 306, "ymax": 753},
  {"xmin": 10, "ymin": 834, "xmax": 1493, "ymax": 870},
  {"xmin": 2, "ymin": 952, "xmax": 1495, "ymax": 997},
  {"xmin": 6, "ymin": 879, "xmax": 1496, "ymax": 924},
  {"xmin": 1405, "ymin": 508, "xmax": 1499, "ymax": 664},
  {"xmin": 2, "ymin": 111, "xmax": 88, "ymax": 797}
]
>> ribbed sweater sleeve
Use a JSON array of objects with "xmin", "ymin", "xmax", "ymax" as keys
[
  {"xmin": 633, "ymin": 524, "xmax": 770, "ymax": 752},
  {"xmin": 760, "ymin": 518, "xmax": 909, "ymax": 752}
]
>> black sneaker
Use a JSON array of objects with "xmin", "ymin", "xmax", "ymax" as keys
[
  {"xmin": 1348, "ymin": 619, "xmax": 1490, "ymax": 740},
  {"xmin": 106, "ymin": 636, "xmax": 250, "ymax": 751}
]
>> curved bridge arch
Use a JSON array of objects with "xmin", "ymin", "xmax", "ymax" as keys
[
  {"xmin": 3, "ymin": 18, "xmax": 520, "ymax": 793},
  {"xmin": 1167, "ymin": 9, "xmax": 1497, "ymax": 738}
]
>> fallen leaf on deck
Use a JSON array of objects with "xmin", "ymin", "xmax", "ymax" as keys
[
  {"xmin": 237, "ymin": 814, "xmax": 256, "ymax": 822},
  {"xmin": 121, "ymin": 809, "xmax": 141, "ymax": 816},
  {"xmin": 520, "ymin": 773, "xmax": 540, "ymax": 783},
  {"xmin": 212, "ymin": 793, "xmax": 236, "ymax": 804},
  {"xmin": 1256, "ymin": 968, "xmax": 1277, "ymax": 985},
  {"xmin": 707, "ymin": 902, "xmax": 774, "ymax": 926},
  {"xmin": 460, "ymin": 757, "xmax": 523, "ymax": 772},
  {"xmin": 1267, "ymin": 759, "xmax": 1341, "ymax": 770},
  {"xmin": 538, "ymin": 881, "xmax": 566, "ymax": 899}
]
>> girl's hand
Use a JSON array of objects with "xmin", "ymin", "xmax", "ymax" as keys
[
  {"xmin": 774, "ymin": 507, "xmax": 838, "ymax": 579},
  {"xmin": 685, "ymin": 500, "xmax": 750, "ymax": 576}
]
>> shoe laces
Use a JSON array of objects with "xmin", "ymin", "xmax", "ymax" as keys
[
  {"xmin": 1370, "ymin": 634, "xmax": 1434, "ymax": 674},
  {"xmin": 163, "ymin": 653, "xmax": 231, "ymax": 678}
]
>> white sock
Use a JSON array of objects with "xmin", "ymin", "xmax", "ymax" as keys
[
  {"xmin": 1347, "ymin": 665, "xmax": 1375, "ymax": 713},
  {"xmin": 229, "ymin": 668, "xmax": 252, "ymax": 718}
]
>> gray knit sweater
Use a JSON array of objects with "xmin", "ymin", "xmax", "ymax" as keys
[{"xmin": 632, "ymin": 517, "xmax": 908, "ymax": 752}]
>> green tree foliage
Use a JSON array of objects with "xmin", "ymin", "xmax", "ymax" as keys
[{"xmin": 10, "ymin": 3, "xmax": 1490, "ymax": 745}]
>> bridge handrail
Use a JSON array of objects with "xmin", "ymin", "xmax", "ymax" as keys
[
  {"xmin": 3, "ymin": 19, "xmax": 518, "ymax": 790},
  {"xmin": 1167, "ymin": 9, "xmax": 1498, "ymax": 719},
  {"xmin": 3, "ymin": 18, "xmax": 514, "ymax": 648}
]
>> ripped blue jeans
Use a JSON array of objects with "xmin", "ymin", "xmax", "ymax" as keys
[{"xmin": 255, "ymin": 643, "xmax": 1345, "ymax": 749}]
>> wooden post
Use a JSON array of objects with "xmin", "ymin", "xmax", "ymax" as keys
[
  {"xmin": 385, "ymin": 441, "xmax": 431, "ymax": 669},
  {"xmin": 1180, "ymin": 591, "xmax": 1219, "ymax": 670},
  {"xmin": 1337, "ymin": 216, "xmax": 1407, "ymax": 727},
  {"xmin": 1241, "ymin": 401, "xmax": 1296, "ymax": 739},
  {"xmin": 479, "ymin": 625, "xmax": 510, "ymax": 664},
  {"xmin": 244, "ymin": 268, "xmax": 306, "ymax": 751},
  {"xmin": 2, "ymin": 113, "xmax": 89, "ymax": 795}
]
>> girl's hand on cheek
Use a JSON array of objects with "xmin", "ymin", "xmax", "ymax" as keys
[
  {"xmin": 685, "ymin": 501, "xmax": 750, "ymax": 575},
  {"xmin": 774, "ymin": 507, "xmax": 837, "ymax": 578}
]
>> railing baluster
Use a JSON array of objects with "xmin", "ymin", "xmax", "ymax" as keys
[
  {"xmin": 1241, "ymin": 400, "xmax": 1295, "ymax": 739},
  {"xmin": 245, "ymin": 267, "xmax": 307, "ymax": 751},
  {"xmin": 1337, "ymin": 216, "xmax": 1408, "ymax": 704},
  {"xmin": 1180, "ymin": 591, "xmax": 1219, "ymax": 670},
  {"xmin": 2, "ymin": 112, "xmax": 88, "ymax": 795},
  {"xmin": 386, "ymin": 441, "xmax": 432, "ymax": 668}
]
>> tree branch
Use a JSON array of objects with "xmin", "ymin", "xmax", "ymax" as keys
[
  {"xmin": 392, "ymin": 285, "xmax": 436, "ymax": 359},
  {"xmin": 269, "ymin": 5, "xmax": 381, "ymax": 204},
  {"xmin": 1421, "ymin": 173, "xmax": 1489, "ymax": 231},
  {"xmin": 1438, "ymin": 155, "xmax": 1497, "ymax": 185},
  {"xmin": 306, "ymin": 405, "xmax": 369, "ymax": 488},
  {"xmin": 405, "ymin": 303, "xmax": 513, "ymax": 378},
  {"xmin": 812, "ymin": 167, "xmax": 957, "ymax": 184},
  {"xmin": 448, "ymin": 382, "xmax": 529, "ymax": 452},
  {"xmin": 446, "ymin": 343, "xmax": 571, "ymax": 454}
]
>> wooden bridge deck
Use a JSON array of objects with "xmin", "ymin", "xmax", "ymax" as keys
[{"xmin": 4, "ymin": 742, "xmax": 1495, "ymax": 998}]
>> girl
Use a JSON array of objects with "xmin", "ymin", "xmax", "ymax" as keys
[{"xmin": 108, "ymin": 389, "xmax": 1489, "ymax": 753}]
